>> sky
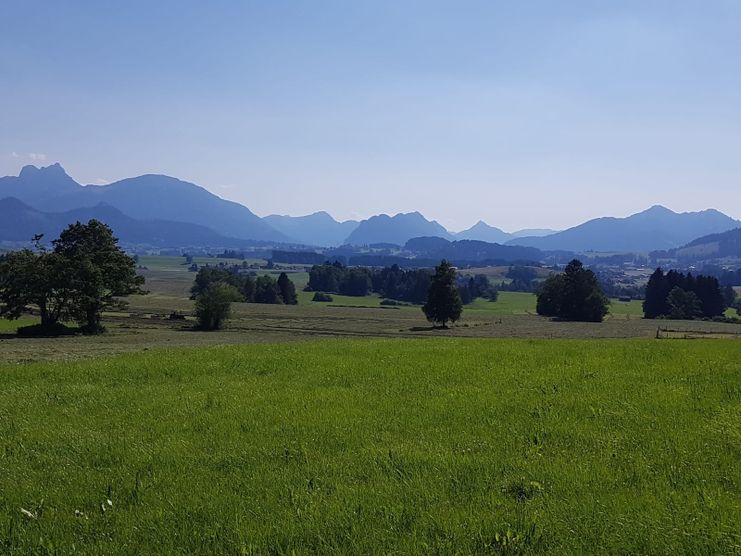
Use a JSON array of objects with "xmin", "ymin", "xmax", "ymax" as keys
[{"xmin": 2, "ymin": 1, "xmax": 741, "ymax": 232}]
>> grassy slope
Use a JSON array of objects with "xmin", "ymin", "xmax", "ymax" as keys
[{"xmin": 1, "ymin": 338, "xmax": 739, "ymax": 554}]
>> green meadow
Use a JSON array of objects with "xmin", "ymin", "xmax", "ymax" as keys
[{"xmin": 1, "ymin": 338, "xmax": 739, "ymax": 554}]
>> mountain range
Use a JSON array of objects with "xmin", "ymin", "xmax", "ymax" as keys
[
  {"xmin": 1, "ymin": 164, "xmax": 739, "ymax": 254},
  {"xmin": 506, "ymin": 205, "xmax": 741, "ymax": 253},
  {"xmin": 0, "ymin": 163, "xmax": 288, "ymax": 243},
  {"xmin": 455, "ymin": 221, "xmax": 557, "ymax": 243},
  {"xmin": 0, "ymin": 197, "xmax": 258, "ymax": 248},
  {"xmin": 263, "ymin": 212, "xmax": 358, "ymax": 247},
  {"xmin": 345, "ymin": 212, "xmax": 454, "ymax": 246}
]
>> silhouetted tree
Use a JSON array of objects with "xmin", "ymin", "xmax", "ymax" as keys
[
  {"xmin": 643, "ymin": 268, "xmax": 727, "ymax": 319},
  {"xmin": 277, "ymin": 272, "xmax": 298, "ymax": 305},
  {"xmin": 536, "ymin": 259, "xmax": 608, "ymax": 322},
  {"xmin": 254, "ymin": 275, "xmax": 281, "ymax": 304},
  {"xmin": 422, "ymin": 260, "xmax": 463, "ymax": 328}
]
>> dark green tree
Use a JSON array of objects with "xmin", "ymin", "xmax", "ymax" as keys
[
  {"xmin": 277, "ymin": 272, "xmax": 298, "ymax": 305},
  {"xmin": 0, "ymin": 248, "xmax": 76, "ymax": 327},
  {"xmin": 52, "ymin": 220, "xmax": 145, "ymax": 334},
  {"xmin": 194, "ymin": 282, "xmax": 241, "ymax": 330},
  {"xmin": 666, "ymin": 286, "xmax": 702, "ymax": 320},
  {"xmin": 422, "ymin": 260, "xmax": 463, "ymax": 328},
  {"xmin": 536, "ymin": 260, "xmax": 608, "ymax": 322},
  {"xmin": 535, "ymin": 273, "xmax": 565, "ymax": 317},
  {"xmin": 254, "ymin": 275, "xmax": 282, "ymax": 304}
]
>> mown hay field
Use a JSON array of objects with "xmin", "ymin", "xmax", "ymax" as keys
[{"xmin": 1, "ymin": 338, "xmax": 739, "ymax": 554}]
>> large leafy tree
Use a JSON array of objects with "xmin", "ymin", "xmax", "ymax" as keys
[
  {"xmin": 0, "ymin": 248, "xmax": 76, "ymax": 326},
  {"xmin": 52, "ymin": 220, "xmax": 145, "ymax": 333},
  {"xmin": 536, "ymin": 259, "xmax": 609, "ymax": 322},
  {"xmin": 0, "ymin": 221, "xmax": 144, "ymax": 334},
  {"xmin": 194, "ymin": 282, "xmax": 242, "ymax": 330},
  {"xmin": 422, "ymin": 259, "xmax": 463, "ymax": 328}
]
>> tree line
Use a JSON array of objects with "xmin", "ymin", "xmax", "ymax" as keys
[
  {"xmin": 643, "ymin": 269, "xmax": 732, "ymax": 319},
  {"xmin": 190, "ymin": 266, "xmax": 298, "ymax": 329},
  {"xmin": 0, "ymin": 220, "xmax": 144, "ymax": 334},
  {"xmin": 307, "ymin": 262, "xmax": 497, "ymax": 305}
]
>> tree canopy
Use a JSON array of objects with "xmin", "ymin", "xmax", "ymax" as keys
[
  {"xmin": 422, "ymin": 260, "xmax": 463, "ymax": 328},
  {"xmin": 643, "ymin": 269, "xmax": 727, "ymax": 319},
  {"xmin": 0, "ymin": 221, "xmax": 145, "ymax": 334},
  {"xmin": 536, "ymin": 259, "xmax": 609, "ymax": 322}
]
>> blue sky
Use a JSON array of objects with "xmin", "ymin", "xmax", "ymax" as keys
[{"xmin": 2, "ymin": 1, "xmax": 740, "ymax": 231}]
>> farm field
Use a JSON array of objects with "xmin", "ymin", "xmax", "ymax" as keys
[
  {"xmin": 2, "ymin": 256, "xmax": 741, "ymax": 363},
  {"xmin": 1, "ymin": 338, "xmax": 739, "ymax": 554}
]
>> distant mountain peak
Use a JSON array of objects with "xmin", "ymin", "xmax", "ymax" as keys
[
  {"xmin": 642, "ymin": 204, "xmax": 674, "ymax": 215},
  {"xmin": 19, "ymin": 162, "xmax": 72, "ymax": 180}
]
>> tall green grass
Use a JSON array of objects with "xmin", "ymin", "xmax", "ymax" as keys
[{"xmin": 1, "ymin": 338, "xmax": 739, "ymax": 553}]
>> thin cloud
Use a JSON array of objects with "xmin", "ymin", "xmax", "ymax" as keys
[
  {"xmin": 10, "ymin": 151, "xmax": 20, "ymax": 158},
  {"xmin": 27, "ymin": 153, "xmax": 47, "ymax": 161}
]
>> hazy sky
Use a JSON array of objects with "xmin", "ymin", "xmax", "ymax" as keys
[{"xmin": 2, "ymin": 1, "xmax": 740, "ymax": 231}]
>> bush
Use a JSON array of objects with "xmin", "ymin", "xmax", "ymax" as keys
[
  {"xmin": 312, "ymin": 292, "xmax": 334, "ymax": 302},
  {"xmin": 194, "ymin": 282, "xmax": 242, "ymax": 330},
  {"xmin": 16, "ymin": 322, "xmax": 78, "ymax": 337}
]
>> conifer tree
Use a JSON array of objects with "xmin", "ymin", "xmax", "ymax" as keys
[{"xmin": 422, "ymin": 260, "xmax": 463, "ymax": 328}]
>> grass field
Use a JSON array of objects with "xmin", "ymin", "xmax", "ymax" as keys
[{"xmin": 1, "ymin": 338, "xmax": 739, "ymax": 554}]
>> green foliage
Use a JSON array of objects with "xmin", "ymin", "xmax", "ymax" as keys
[
  {"xmin": 52, "ymin": 220, "xmax": 146, "ymax": 333},
  {"xmin": 536, "ymin": 260, "xmax": 609, "ymax": 322},
  {"xmin": 666, "ymin": 286, "xmax": 703, "ymax": 320},
  {"xmin": 254, "ymin": 275, "xmax": 282, "ymax": 304},
  {"xmin": 194, "ymin": 282, "xmax": 242, "ymax": 330},
  {"xmin": 0, "ymin": 339, "xmax": 739, "ymax": 553},
  {"xmin": 277, "ymin": 272, "xmax": 298, "ymax": 305},
  {"xmin": 644, "ymin": 268, "xmax": 726, "ymax": 319},
  {"xmin": 191, "ymin": 268, "xmax": 296, "ymax": 305},
  {"xmin": 308, "ymin": 263, "xmax": 373, "ymax": 297},
  {"xmin": 312, "ymin": 292, "xmax": 334, "ymax": 302},
  {"xmin": 423, "ymin": 259, "xmax": 463, "ymax": 327},
  {"xmin": 190, "ymin": 267, "xmax": 255, "ymax": 301},
  {"xmin": 0, "ymin": 221, "xmax": 144, "ymax": 334},
  {"xmin": 457, "ymin": 274, "xmax": 498, "ymax": 304}
]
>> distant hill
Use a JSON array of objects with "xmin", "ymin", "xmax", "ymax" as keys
[
  {"xmin": 0, "ymin": 164, "xmax": 288, "ymax": 243},
  {"xmin": 263, "ymin": 211, "xmax": 359, "ymax": 246},
  {"xmin": 507, "ymin": 205, "xmax": 741, "ymax": 253},
  {"xmin": 455, "ymin": 221, "xmax": 511, "ymax": 243},
  {"xmin": 671, "ymin": 227, "xmax": 741, "ymax": 260},
  {"xmin": 345, "ymin": 212, "xmax": 453, "ymax": 246},
  {"xmin": 456, "ymin": 221, "xmax": 558, "ymax": 243},
  {"xmin": 0, "ymin": 197, "xmax": 258, "ymax": 248}
]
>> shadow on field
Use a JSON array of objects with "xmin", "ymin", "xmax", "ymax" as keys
[{"xmin": 409, "ymin": 326, "xmax": 444, "ymax": 332}]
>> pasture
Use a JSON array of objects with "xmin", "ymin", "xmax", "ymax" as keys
[{"xmin": 1, "ymin": 339, "xmax": 740, "ymax": 554}]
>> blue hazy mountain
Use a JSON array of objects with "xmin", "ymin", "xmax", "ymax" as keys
[
  {"xmin": 455, "ymin": 221, "xmax": 511, "ymax": 243},
  {"xmin": 0, "ymin": 164, "xmax": 288, "ymax": 243},
  {"xmin": 345, "ymin": 212, "xmax": 454, "ymax": 246},
  {"xmin": 507, "ymin": 205, "xmax": 741, "ymax": 252},
  {"xmin": 0, "ymin": 197, "xmax": 262, "ymax": 248},
  {"xmin": 456, "ymin": 221, "xmax": 558, "ymax": 243},
  {"xmin": 263, "ymin": 211, "xmax": 359, "ymax": 246}
]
